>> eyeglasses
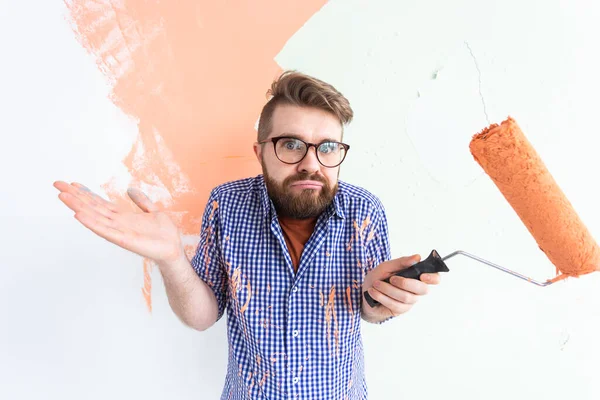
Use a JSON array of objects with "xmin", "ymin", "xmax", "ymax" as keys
[{"xmin": 258, "ymin": 136, "xmax": 350, "ymax": 168}]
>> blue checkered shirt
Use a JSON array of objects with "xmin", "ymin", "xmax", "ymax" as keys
[{"xmin": 190, "ymin": 174, "xmax": 392, "ymax": 400}]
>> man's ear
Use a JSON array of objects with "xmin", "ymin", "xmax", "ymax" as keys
[{"xmin": 253, "ymin": 142, "xmax": 261, "ymax": 163}]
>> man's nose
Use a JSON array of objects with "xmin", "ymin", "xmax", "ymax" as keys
[{"xmin": 297, "ymin": 145, "xmax": 321, "ymax": 174}]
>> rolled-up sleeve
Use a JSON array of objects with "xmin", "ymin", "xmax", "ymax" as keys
[
  {"xmin": 190, "ymin": 189, "xmax": 228, "ymax": 321},
  {"xmin": 365, "ymin": 200, "xmax": 392, "ymax": 272}
]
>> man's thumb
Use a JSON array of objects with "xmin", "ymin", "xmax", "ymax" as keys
[
  {"xmin": 385, "ymin": 254, "xmax": 421, "ymax": 274},
  {"xmin": 127, "ymin": 188, "xmax": 158, "ymax": 213}
]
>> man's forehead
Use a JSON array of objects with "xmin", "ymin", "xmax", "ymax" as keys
[{"xmin": 269, "ymin": 105, "xmax": 343, "ymax": 141}]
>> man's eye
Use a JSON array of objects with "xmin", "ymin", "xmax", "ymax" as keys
[
  {"xmin": 283, "ymin": 140, "xmax": 302, "ymax": 150},
  {"xmin": 319, "ymin": 143, "xmax": 338, "ymax": 153}
]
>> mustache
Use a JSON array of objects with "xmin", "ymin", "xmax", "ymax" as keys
[{"xmin": 285, "ymin": 173, "xmax": 327, "ymax": 185}]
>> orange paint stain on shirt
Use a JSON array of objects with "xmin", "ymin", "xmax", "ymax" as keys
[
  {"xmin": 359, "ymin": 216, "xmax": 371, "ymax": 236},
  {"xmin": 366, "ymin": 229, "xmax": 375, "ymax": 243},
  {"xmin": 324, "ymin": 285, "xmax": 339, "ymax": 358},
  {"xmin": 240, "ymin": 280, "xmax": 252, "ymax": 314},
  {"xmin": 259, "ymin": 371, "xmax": 270, "ymax": 387},
  {"xmin": 248, "ymin": 372, "xmax": 255, "ymax": 390},
  {"xmin": 346, "ymin": 235, "xmax": 354, "ymax": 252},
  {"xmin": 345, "ymin": 286, "xmax": 353, "ymax": 315},
  {"xmin": 353, "ymin": 220, "xmax": 360, "ymax": 244},
  {"xmin": 270, "ymin": 352, "xmax": 287, "ymax": 364}
]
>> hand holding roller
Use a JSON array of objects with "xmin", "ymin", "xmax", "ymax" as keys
[{"xmin": 365, "ymin": 117, "xmax": 600, "ymax": 308}]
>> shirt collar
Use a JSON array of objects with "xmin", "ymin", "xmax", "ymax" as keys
[{"xmin": 258, "ymin": 175, "xmax": 345, "ymax": 220}]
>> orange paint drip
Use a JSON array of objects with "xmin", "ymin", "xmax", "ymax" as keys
[
  {"xmin": 346, "ymin": 235, "xmax": 354, "ymax": 252},
  {"xmin": 248, "ymin": 372, "xmax": 255, "ymax": 390},
  {"xmin": 365, "ymin": 229, "xmax": 375, "ymax": 243},
  {"xmin": 353, "ymin": 220, "xmax": 360, "ymax": 243},
  {"xmin": 360, "ymin": 216, "xmax": 371, "ymax": 236},
  {"xmin": 230, "ymin": 268, "xmax": 242, "ymax": 296},
  {"xmin": 141, "ymin": 258, "xmax": 153, "ymax": 312},
  {"xmin": 352, "ymin": 217, "xmax": 373, "ymax": 249},
  {"xmin": 209, "ymin": 200, "xmax": 218, "ymax": 219},
  {"xmin": 240, "ymin": 280, "xmax": 252, "ymax": 314},
  {"xmin": 324, "ymin": 285, "xmax": 339, "ymax": 357},
  {"xmin": 345, "ymin": 287, "xmax": 353, "ymax": 315},
  {"xmin": 259, "ymin": 371, "xmax": 270, "ymax": 387},
  {"xmin": 228, "ymin": 268, "xmax": 252, "ymax": 339}
]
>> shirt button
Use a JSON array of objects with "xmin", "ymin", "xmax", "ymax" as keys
[
  {"xmin": 293, "ymin": 377, "xmax": 299, "ymax": 384},
  {"xmin": 292, "ymin": 286, "xmax": 298, "ymax": 293},
  {"xmin": 292, "ymin": 330, "xmax": 299, "ymax": 337}
]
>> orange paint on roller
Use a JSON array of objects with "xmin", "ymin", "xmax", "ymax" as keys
[
  {"xmin": 365, "ymin": 117, "xmax": 600, "ymax": 307},
  {"xmin": 469, "ymin": 117, "xmax": 600, "ymax": 278}
]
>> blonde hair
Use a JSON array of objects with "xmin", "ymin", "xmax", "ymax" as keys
[{"xmin": 257, "ymin": 71, "xmax": 353, "ymax": 141}]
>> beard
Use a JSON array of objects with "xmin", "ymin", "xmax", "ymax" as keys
[{"xmin": 262, "ymin": 164, "xmax": 338, "ymax": 219}]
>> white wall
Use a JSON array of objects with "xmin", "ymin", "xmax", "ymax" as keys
[{"xmin": 2, "ymin": 1, "xmax": 599, "ymax": 399}]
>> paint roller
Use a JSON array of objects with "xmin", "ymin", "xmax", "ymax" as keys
[{"xmin": 365, "ymin": 117, "xmax": 600, "ymax": 308}]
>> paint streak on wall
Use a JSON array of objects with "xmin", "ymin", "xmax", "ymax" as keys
[
  {"xmin": 141, "ymin": 258, "xmax": 153, "ymax": 312},
  {"xmin": 64, "ymin": 0, "xmax": 327, "ymax": 309}
]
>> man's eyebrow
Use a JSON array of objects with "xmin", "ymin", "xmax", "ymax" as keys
[{"xmin": 279, "ymin": 132, "xmax": 340, "ymax": 143}]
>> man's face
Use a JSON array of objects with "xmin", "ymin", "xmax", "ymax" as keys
[{"xmin": 254, "ymin": 104, "xmax": 343, "ymax": 219}]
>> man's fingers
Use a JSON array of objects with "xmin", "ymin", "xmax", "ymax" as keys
[
  {"xmin": 58, "ymin": 191, "xmax": 85, "ymax": 213},
  {"xmin": 58, "ymin": 191, "xmax": 117, "ymax": 222},
  {"xmin": 55, "ymin": 181, "xmax": 118, "ymax": 214},
  {"xmin": 367, "ymin": 287, "xmax": 412, "ymax": 315},
  {"xmin": 71, "ymin": 183, "xmax": 119, "ymax": 213},
  {"xmin": 380, "ymin": 254, "xmax": 421, "ymax": 274},
  {"xmin": 421, "ymin": 273, "xmax": 441, "ymax": 285},
  {"xmin": 388, "ymin": 276, "xmax": 429, "ymax": 295},
  {"xmin": 373, "ymin": 280, "xmax": 418, "ymax": 304},
  {"xmin": 53, "ymin": 181, "xmax": 71, "ymax": 192},
  {"xmin": 75, "ymin": 209, "xmax": 125, "ymax": 246}
]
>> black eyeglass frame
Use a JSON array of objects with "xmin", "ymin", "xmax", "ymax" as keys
[{"xmin": 257, "ymin": 136, "xmax": 350, "ymax": 168}]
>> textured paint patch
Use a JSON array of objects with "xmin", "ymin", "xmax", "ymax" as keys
[{"xmin": 64, "ymin": 0, "xmax": 327, "ymax": 309}]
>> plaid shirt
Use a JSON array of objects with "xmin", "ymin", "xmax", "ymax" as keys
[{"xmin": 191, "ymin": 174, "xmax": 391, "ymax": 400}]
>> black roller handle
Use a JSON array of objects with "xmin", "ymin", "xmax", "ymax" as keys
[{"xmin": 364, "ymin": 249, "xmax": 450, "ymax": 308}]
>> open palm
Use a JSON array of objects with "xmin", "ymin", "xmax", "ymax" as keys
[{"xmin": 53, "ymin": 181, "xmax": 183, "ymax": 264}]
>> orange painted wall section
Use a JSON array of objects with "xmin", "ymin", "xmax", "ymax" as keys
[{"xmin": 65, "ymin": 0, "xmax": 327, "ymax": 236}]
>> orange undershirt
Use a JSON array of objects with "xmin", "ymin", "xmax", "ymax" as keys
[{"xmin": 278, "ymin": 216, "xmax": 317, "ymax": 273}]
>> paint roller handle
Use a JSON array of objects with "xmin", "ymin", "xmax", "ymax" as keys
[{"xmin": 363, "ymin": 250, "xmax": 450, "ymax": 308}]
